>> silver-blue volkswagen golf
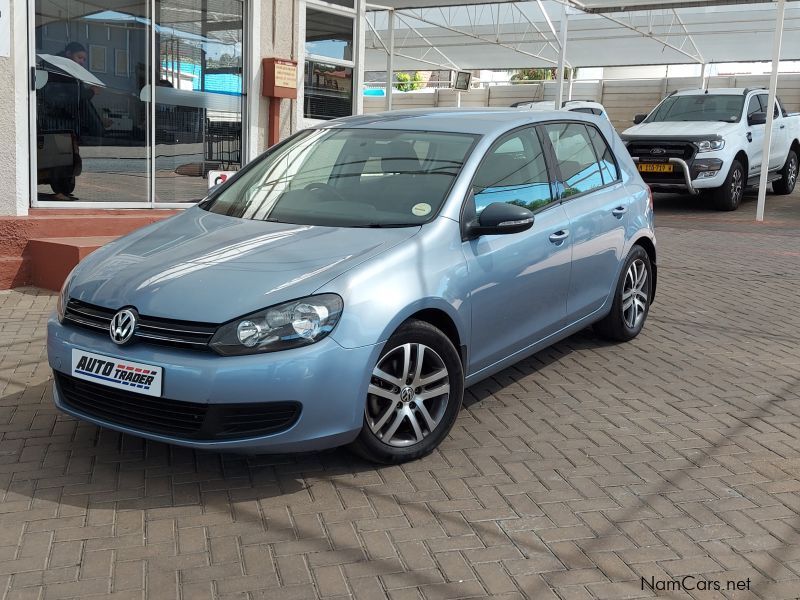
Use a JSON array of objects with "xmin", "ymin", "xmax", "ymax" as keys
[{"xmin": 48, "ymin": 109, "xmax": 656, "ymax": 463}]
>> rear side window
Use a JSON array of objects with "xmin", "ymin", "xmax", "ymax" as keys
[
  {"xmin": 471, "ymin": 126, "xmax": 554, "ymax": 214},
  {"xmin": 586, "ymin": 126, "xmax": 619, "ymax": 185},
  {"xmin": 544, "ymin": 123, "xmax": 605, "ymax": 197}
]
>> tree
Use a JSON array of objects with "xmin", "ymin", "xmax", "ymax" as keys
[
  {"xmin": 511, "ymin": 67, "xmax": 577, "ymax": 81},
  {"xmin": 395, "ymin": 71, "xmax": 425, "ymax": 92}
]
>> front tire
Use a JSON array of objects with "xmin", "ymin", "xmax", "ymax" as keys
[
  {"xmin": 712, "ymin": 160, "xmax": 744, "ymax": 211},
  {"xmin": 772, "ymin": 149, "xmax": 797, "ymax": 195},
  {"xmin": 350, "ymin": 320, "xmax": 464, "ymax": 464},
  {"xmin": 594, "ymin": 245, "xmax": 652, "ymax": 342}
]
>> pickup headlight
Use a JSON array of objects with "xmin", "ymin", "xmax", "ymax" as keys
[
  {"xmin": 695, "ymin": 140, "xmax": 725, "ymax": 153},
  {"xmin": 210, "ymin": 294, "xmax": 343, "ymax": 356}
]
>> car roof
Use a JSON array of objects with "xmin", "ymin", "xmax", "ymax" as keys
[{"xmin": 317, "ymin": 108, "xmax": 597, "ymax": 136}]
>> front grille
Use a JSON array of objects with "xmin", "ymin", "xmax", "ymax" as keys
[
  {"xmin": 64, "ymin": 299, "xmax": 217, "ymax": 350},
  {"xmin": 56, "ymin": 373, "xmax": 302, "ymax": 440},
  {"xmin": 627, "ymin": 141, "xmax": 696, "ymax": 162}
]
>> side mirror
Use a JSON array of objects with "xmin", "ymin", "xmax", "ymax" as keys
[
  {"xmin": 748, "ymin": 112, "xmax": 767, "ymax": 126},
  {"xmin": 466, "ymin": 202, "xmax": 534, "ymax": 238},
  {"xmin": 633, "ymin": 114, "xmax": 647, "ymax": 125}
]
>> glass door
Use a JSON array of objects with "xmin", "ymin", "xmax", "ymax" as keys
[
  {"xmin": 32, "ymin": 0, "xmax": 244, "ymax": 206},
  {"xmin": 153, "ymin": 0, "xmax": 244, "ymax": 204},
  {"xmin": 34, "ymin": 0, "xmax": 152, "ymax": 205}
]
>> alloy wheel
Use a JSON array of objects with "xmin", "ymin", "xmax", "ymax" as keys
[
  {"xmin": 731, "ymin": 168, "xmax": 743, "ymax": 204},
  {"xmin": 366, "ymin": 343, "xmax": 450, "ymax": 448},
  {"xmin": 622, "ymin": 259, "xmax": 648, "ymax": 329},
  {"xmin": 789, "ymin": 155, "xmax": 798, "ymax": 190}
]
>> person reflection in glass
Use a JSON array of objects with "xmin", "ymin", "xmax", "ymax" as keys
[{"xmin": 43, "ymin": 43, "xmax": 110, "ymax": 199}]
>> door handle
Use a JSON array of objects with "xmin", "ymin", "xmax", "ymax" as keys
[
  {"xmin": 549, "ymin": 230, "xmax": 570, "ymax": 243},
  {"xmin": 612, "ymin": 206, "xmax": 628, "ymax": 217},
  {"xmin": 780, "ymin": 124, "xmax": 786, "ymax": 129}
]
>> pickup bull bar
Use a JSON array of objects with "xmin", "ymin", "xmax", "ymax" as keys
[{"xmin": 631, "ymin": 157, "xmax": 698, "ymax": 195}]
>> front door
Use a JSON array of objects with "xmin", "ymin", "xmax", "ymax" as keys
[{"xmin": 462, "ymin": 126, "xmax": 572, "ymax": 375}]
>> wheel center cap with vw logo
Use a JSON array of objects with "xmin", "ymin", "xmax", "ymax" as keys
[
  {"xmin": 400, "ymin": 386, "xmax": 415, "ymax": 403},
  {"xmin": 110, "ymin": 308, "xmax": 138, "ymax": 345}
]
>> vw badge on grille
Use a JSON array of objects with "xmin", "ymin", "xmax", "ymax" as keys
[{"xmin": 110, "ymin": 309, "xmax": 137, "ymax": 345}]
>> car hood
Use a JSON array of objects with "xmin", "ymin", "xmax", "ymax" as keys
[
  {"xmin": 621, "ymin": 121, "xmax": 740, "ymax": 141},
  {"xmin": 69, "ymin": 207, "xmax": 420, "ymax": 323}
]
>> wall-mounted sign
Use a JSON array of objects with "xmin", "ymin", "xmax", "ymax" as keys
[
  {"xmin": 0, "ymin": 0, "xmax": 10, "ymax": 58},
  {"xmin": 208, "ymin": 170, "xmax": 236, "ymax": 189},
  {"xmin": 262, "ymin": 58, "xmax": 298, "ymax": 99}
]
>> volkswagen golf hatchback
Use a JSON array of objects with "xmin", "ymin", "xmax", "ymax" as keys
[{"xmin": 48, "ymin": 109, "xmax": 656, "ymax": 463}]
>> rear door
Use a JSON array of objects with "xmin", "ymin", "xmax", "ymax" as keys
[
  {"xmin": 758, "ymin": 94, "xmax": 788, "ymax": 170},
  {"xmin": 746, "ymin": 94, "xmax": 765, "ymax": 177},
  {"xmin": 541, "ymin": 121, "xmax": 629, "ymax": 323}
]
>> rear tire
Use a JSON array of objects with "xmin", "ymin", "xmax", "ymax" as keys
[
  {"xmin": 712, "ymin": 160, "xmax": 744, "ymax": 211},
  {"xmin": 594, "ymin": 245, "xmax": 652, "ymax": 342},
  {"xmin": 349, "ymin": 320, "xmax": 464, "ymax": 464},
  {"xmin": 772, "ymin": 149, "xmax": 797, "ymax": 195}
]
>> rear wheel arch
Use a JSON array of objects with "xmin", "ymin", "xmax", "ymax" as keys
[{"xmin": 633, "ymin": 237, "xmax": 657, "ymax": 303}]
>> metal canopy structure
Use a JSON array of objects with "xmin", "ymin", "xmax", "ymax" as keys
[
  {"xmin": 365, "ymin": 1, "xmax": 800, "ymax": 70},
  {"xmin": 365, "ymin": 0, "xmax": 798, "ymax": 220}
]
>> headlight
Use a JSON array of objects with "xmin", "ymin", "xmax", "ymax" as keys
[
  {"xmin": 209, "ymin": 294, "xmax": 343, "ymax": 356},
  {"xmin": 695, "ymin": 140, "xmax": 725, "ymax": 153},
  {"xmin": 56, "ymin": 270, "xmax": 76, "ymax": 323}
]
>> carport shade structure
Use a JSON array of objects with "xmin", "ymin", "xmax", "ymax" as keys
[{"xmin": 365, "ymin": 0, "xmax": 799, "ymax": 220}]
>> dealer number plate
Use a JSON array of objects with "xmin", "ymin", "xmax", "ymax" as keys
[
  {"xmin": 638, "ymin": 163, "xmax": 674, "ymax": 173},
  {"xmin": 71, "ymin": 349, "xmax": 163, "ymax": 397}
]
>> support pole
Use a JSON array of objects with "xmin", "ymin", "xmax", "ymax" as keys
[
  {"xmin": 756, "ymin": 0, "xmax": 785, "ymax": 222},
  {"xmin": 699, "ymin": 62, "xmax": 707, "ymax": 90},
  {"xmin": 385, "ymin": 9, "xmax": 394, "ymax": 110},
  {"xmin": 555, "ymin": 5, "xmax": 568, "ymax": 109}
]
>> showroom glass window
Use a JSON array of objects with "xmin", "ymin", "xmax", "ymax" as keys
[
  {"xmin": 544, "ymin": 123, "xmax": 606, "ymax": 197},
  {"xmin": 33, "ymin": 0, "xmax": 244, "ymax": 205},
  {"xmin": 471, "ymin": 127, "xmax": 554, "ymax": 215},
  {"xmin": 304, "ymin": 1, "xmax": 357, "ymax": 120}
]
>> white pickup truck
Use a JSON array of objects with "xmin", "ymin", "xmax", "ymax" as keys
[{"xmin": 621, "ymin": 88, "xmax": 800, "ymax": 210}]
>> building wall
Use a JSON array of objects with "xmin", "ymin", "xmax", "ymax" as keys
[{"xmin": 0, "ymin": 0, "xmax": 29, "ymax": 217}]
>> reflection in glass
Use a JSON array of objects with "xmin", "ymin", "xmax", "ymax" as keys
[
  {"xmin": 35, "ymin": 0, "xmax": 151, "ymax": 202},
  {"xmin": 305, "ymin": 9, "xmax": 354, "ymax": 61},
  {"xmin": 304, "ymin": 60, "xmax": 353, "ymax": 121},
  {"xmin": 154, "ymin": 0, "xmax": 244, "ymax": 204}
]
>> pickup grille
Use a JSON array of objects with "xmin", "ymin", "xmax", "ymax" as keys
[
  {"xmin": 627, "ymin": 141, "xmax": 696, "ymax": 162},
  {"xmin": 63, "ymin": 299, "xmax": 217, "ymax": 350}
]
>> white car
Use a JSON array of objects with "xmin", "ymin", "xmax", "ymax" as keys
[
  {"xmin": 515, "ymin": 100, "xmax": 609, "ymax": 120},
  {"xmin": 622, "ymin": 88, "xmax": 800, "ymax": 210}
]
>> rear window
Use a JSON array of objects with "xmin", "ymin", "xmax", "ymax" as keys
[{"xmin": 544, "ymin": 123, "xmax": 606, "ymax": 196}]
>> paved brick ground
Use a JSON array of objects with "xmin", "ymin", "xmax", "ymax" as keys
[{"xmin": 1, "ymin": 191, "xmax": 799, "ymax": 599}]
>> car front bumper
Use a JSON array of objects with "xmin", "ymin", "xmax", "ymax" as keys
[
  {"xmin": 47, "ymin": 315, "xmax": 379, "ymax": 453},
  {"xmin": 633, "ymin": 156, "xmax": 727, "ymax": 194}
]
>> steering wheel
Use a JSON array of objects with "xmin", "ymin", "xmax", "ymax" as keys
[{"xmin": 304, "ymin": 182, "xmax": 347, "ymax": 203}]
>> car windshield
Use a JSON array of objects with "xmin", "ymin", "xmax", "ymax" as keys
[
  {"xmin": 200, "ymin": 128, "xmax": 478, "ymax": 227},
  {"xmin": 646, "ymin": 94, "xmax": 744, "ymax": 123}
]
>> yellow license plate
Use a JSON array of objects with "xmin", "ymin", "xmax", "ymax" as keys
[{"xmin": 638, "ymin": 163, "xmax": 673, "ymax": 173}]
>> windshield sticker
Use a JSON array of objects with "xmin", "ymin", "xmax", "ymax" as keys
[{"xmin": 412, "ymin": 203, "xmax": 432, "ymax": 217}]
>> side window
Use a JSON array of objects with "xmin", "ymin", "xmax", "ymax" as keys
[
  {"xmin": 747, "ymin": 95, "xmax": 762, "ymax": 117},
  {"xmin": 544, "ymin": 123, "xmax": 605, "ymax": 196},
  {"xmin": 471, "ymin": 127, "xmax": 553, "ymax": 214},
  {"xmin": 586, "ymin": 125, "xmax": 619, "ymax": 185},
  {"xmin": 758, "ymin": 95, "xmax": 779, "ymax": 118}
]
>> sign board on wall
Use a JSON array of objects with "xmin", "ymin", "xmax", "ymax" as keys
[
  {"xmin": 262, "ymin": 58, "xmax": 298, "ymax": 99},
  {"xmin": 208, "ymin": 170, "xmax": 237, "ymax": 189},
  {"xmin": 0, "ymin": 0, "xmax": 10, "ymax": 58}
]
